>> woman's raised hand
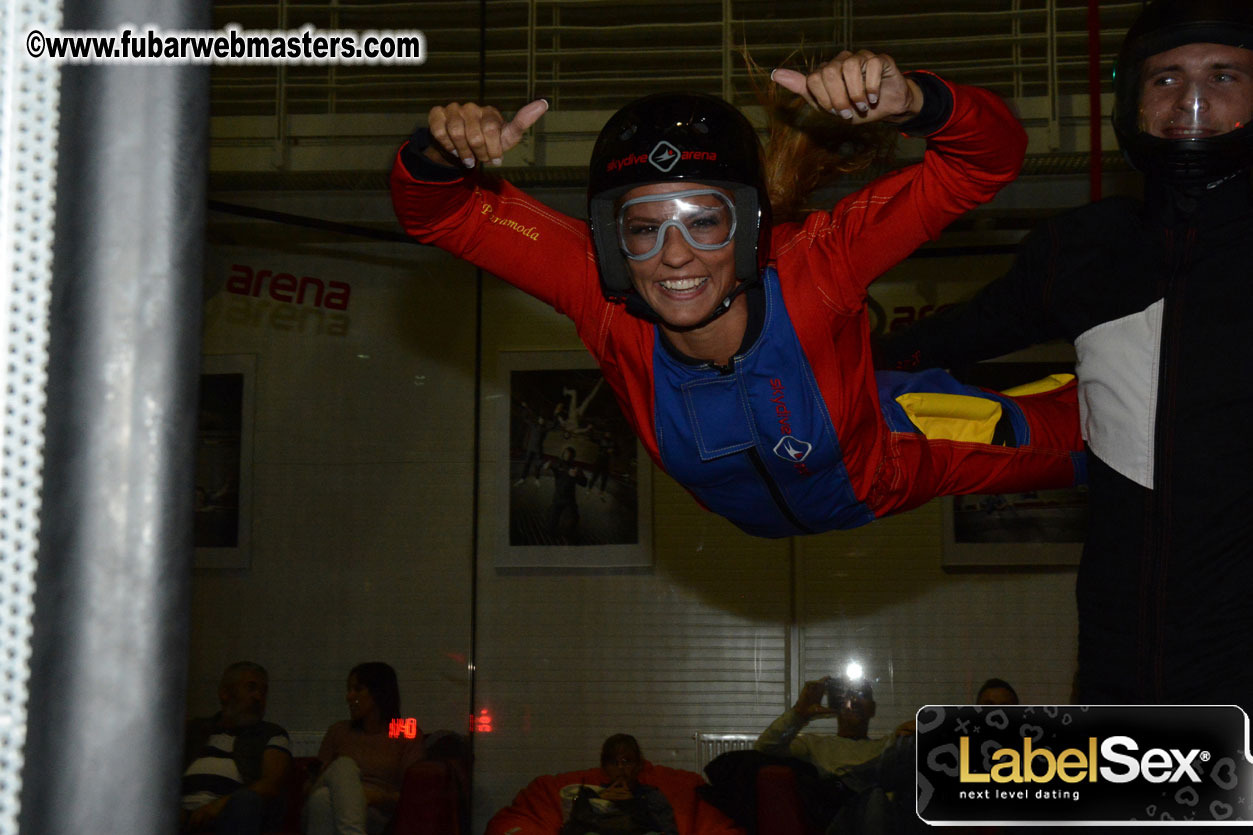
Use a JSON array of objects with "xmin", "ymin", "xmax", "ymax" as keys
[
  {"xmin": 424, "ymin": 99, "xmax": 550, "ymax": 168},
  {"xmin": 771, "ymin": 50, "xmax": 922, "ymax": 124}
]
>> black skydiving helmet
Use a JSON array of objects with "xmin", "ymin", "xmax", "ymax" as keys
[
  {"xmin": 1112, "ymin": 0, "xmax": 1253, "ymax": 188},
  {"xmin": 587, "ymin": 92, "xmax": 771, "ymax": 329}
]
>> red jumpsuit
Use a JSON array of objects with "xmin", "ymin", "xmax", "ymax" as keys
[{"xmin": 391, "ymin": 78, "xmax": 1084, "ymax": 537}]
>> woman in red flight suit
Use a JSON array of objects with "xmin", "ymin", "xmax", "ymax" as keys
[{"xmin": 390, "ymin": 52, "xmax": 1084, "ymax": 538}]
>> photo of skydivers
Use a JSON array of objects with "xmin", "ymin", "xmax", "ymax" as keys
[{"xmin": 509, "ymin": 369, "xmax": 639, "ymax": 547}]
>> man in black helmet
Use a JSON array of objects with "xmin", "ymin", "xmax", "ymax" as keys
[
  {"xmin": 391, "ymin": 51, "xmax": 1085, "ymax": 539},
  {"xmin": 880, "ymin": 0, "xmax": 1253, "ymax": 708}
]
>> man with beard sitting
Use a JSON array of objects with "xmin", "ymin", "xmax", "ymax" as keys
[{"xmin": 180, "ymin": 661, "xmax": 292, "ymax": 834}]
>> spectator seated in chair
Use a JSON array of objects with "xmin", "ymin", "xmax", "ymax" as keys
[
  {"xmin": 180, "ymin": 661, "xmax": 293, "ymax": 834},
  {"xmin": 485, "ymin": 733, "xmax": 743, "ymax": 835},
  {"xmin": 302, "ymin": 662, "xmax": 424, "ymax": 835},
  {"xmin": 754, "ymin": 675, "xmax": 913, "ymax": 777},
  {"xmin": 703, "ymin": 675, "xmax": 919, "ymax": 835}
]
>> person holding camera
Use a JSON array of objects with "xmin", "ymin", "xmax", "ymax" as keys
[
  {"xmin": 756, "ymin": 676, "xmax": 919, "ymax": 833},
  {"xmin": 754, "ymin": 675, "xmax": 909, "ymax": 777}
]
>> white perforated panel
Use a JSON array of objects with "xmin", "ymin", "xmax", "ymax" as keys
[{"xmin": 0, "ymin": 1, "xmax": 61, "ymax": 831}]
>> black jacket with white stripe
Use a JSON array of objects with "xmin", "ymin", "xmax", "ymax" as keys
[{"xmin": 879, "ymin": 173, "xmax": 1253, "ymax": 707}]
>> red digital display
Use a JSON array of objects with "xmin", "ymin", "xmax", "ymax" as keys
[
  {"xmin": 474, "ymin": 708, "xmax": 493, "ymax": 733},
  {"xmin": 387, "ymin": 717, "xmax": 419, "ymax": 739}
]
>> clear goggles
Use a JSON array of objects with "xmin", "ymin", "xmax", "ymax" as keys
[{"xmin": 616, "ymin": 188, "xmax": 737, "ymax": 261}]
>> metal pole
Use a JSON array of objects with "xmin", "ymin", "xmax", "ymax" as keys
[
  {"xmin": 527, "ymin": 0, "xmax": 536, "ymax": 102},
  {"xmin": 1011, "ymin": 0, "xmax": 1022, "ymax": 101},
  {"xmin": 466, "ymin": 0, "xmax": 487, "ymax": 825},
  {"xmin": 785, "ymin": 537, "xmax": 801, "ymax": 708},
  {"xmin": 20, "ymin": 0, "xmax": 210, "ymax": 832},
  {"xmin": 1088, "ymin": 0, "xmax": 1103, "ymax": 201},
  {"xmin": 1046, "ymin": 0, "xmax": 1060, "ymax": 150}
]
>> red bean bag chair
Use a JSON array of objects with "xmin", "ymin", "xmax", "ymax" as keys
[{"xmin": 484, "ymin": 761, "xmax": 744, "ymax": 835}]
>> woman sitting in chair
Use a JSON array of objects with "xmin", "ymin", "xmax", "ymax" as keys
[{"xmin": 303, "ymin": 662, "xmax": 424, "ymax": 835}]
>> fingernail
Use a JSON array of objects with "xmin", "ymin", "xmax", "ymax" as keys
[
  {"xmin": 855, "ymin": 102, "xmax": 869, "ymax": 114},
  {"xmin": 462, "ymin": 158, "xmax": 476, "ymax": 168},
  {"xmin": 770, "ymin": 68, "xmax": 778, "ymax": 82},
  {"xmin": 839, "ymin": 109, "xmax": 855, "ymax": 120},
  {"xmin": 868, "ymin": 93, "xmax": 878, "ymax": 105},
  {"xmin": 490, "ymin": 158, "xmax": 502, "ymax": 166}
]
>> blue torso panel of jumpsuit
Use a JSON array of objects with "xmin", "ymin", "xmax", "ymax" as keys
[{"xmin": 652, "ymin": 268, "xmax": 874, "ymax": 538}]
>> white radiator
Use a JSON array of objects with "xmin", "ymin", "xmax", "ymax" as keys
[{"xmin": 692, "ymin": 732, "xmax": 757, "ymax": 772}]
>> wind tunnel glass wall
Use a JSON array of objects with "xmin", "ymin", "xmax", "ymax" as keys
[{"xmin": 194, "ymin": 1, "xmax": 1136, "ymax": 829}]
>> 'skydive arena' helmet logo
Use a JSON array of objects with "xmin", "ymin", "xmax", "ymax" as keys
[{"xmin": 649, "ymin": 141, "xmax": 681, "ymax": 172}]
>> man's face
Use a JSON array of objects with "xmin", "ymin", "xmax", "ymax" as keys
[
  {"xmin": 1138, "ymin": 42, "xmax": 1253, "ymax": 139},
  {"xmin": 976, "ymin": 686, "xmax": 1018, "ymax": 706},
  {"xmin": 219, "ymin": 669, "xmax": 267, "ymax": 728},
  {"xmin": 834, "ymin": 690, "xmax": 876, "ymax": 739},
  {"xmin": 602, "ymin": 744, "xmax": 643, "ymax": 787},
  {"xmin": 620, "ymin": 182, "xmax": 738, "ymax": 331}
]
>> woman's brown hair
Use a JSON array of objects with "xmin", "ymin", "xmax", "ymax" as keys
[{"xmin": 745, "ymin": 51, "xmax": 900, "ymax": 223}]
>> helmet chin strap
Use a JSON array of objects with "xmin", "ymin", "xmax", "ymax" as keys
[
  {"xmin": 1202, "ymin": 167, "xmax": 1249, "ymax": 191},
  {"xmin": 624, "ymin": 274, "xmax": 759, "ymax": 333},
  {"xmin": 1161, "ymin": 160, "xmax": 1251, "ymax": 194},
  {"xmin": 1150, "ymin": 158, "xmax": 1251, "ymax": 217}
]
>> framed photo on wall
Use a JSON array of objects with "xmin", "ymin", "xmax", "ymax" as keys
[
  {"xmin": 194, "ymin": 353, "xmax": 256, "ymax": 569},
  {"xmin": 495, "ymin": 350, "xmax": 651, "ymax": 569},
  {"xmin": 941, "ymin": 359, "xmax": 1087, "ymax": 568}
]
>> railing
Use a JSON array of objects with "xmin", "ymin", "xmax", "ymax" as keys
[
  {"xmin": 209, "ymin": 1, "xmax": 1144, "ymax": 115},
  {"xmin": 207, "ymin": 1, "xmax": 1143, "ymax": 172}
]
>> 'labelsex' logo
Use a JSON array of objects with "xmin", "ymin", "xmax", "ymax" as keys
[
  {"xmin": 959, "ymin": 735, "xmax": 1207, "ymax": 784},
  {"xmin": 649, "ymin": 141, "xmax": 681, "ymax": 172}
]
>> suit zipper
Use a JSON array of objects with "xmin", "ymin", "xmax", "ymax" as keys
[
  {"xmin": 708, "ymin": 351, "xmax": 816, "ymax": 536},
  {"xmin": 746, "ymin": 447, "xmax": 814, "ymax": 535},
  {"xmin": 713, "ymin": 356, "xmax": 814, "ymax": 536}
]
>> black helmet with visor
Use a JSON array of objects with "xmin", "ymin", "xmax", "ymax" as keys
[
  {"xmin": 1113, "ymin": 0, "xmax": 1253, "ymax": 187},
  {"xmin": 587, "ymin": 93, "xmax": 770, "ymax": 327}
]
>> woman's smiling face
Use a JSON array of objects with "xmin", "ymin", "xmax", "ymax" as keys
[
  {"xmin": 620, "ymin": 182, "xmax": 738, "ymax": 331},
  {"xmin": 346, "ymin": 673, "xmax": 376, "ymax": 722}
]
